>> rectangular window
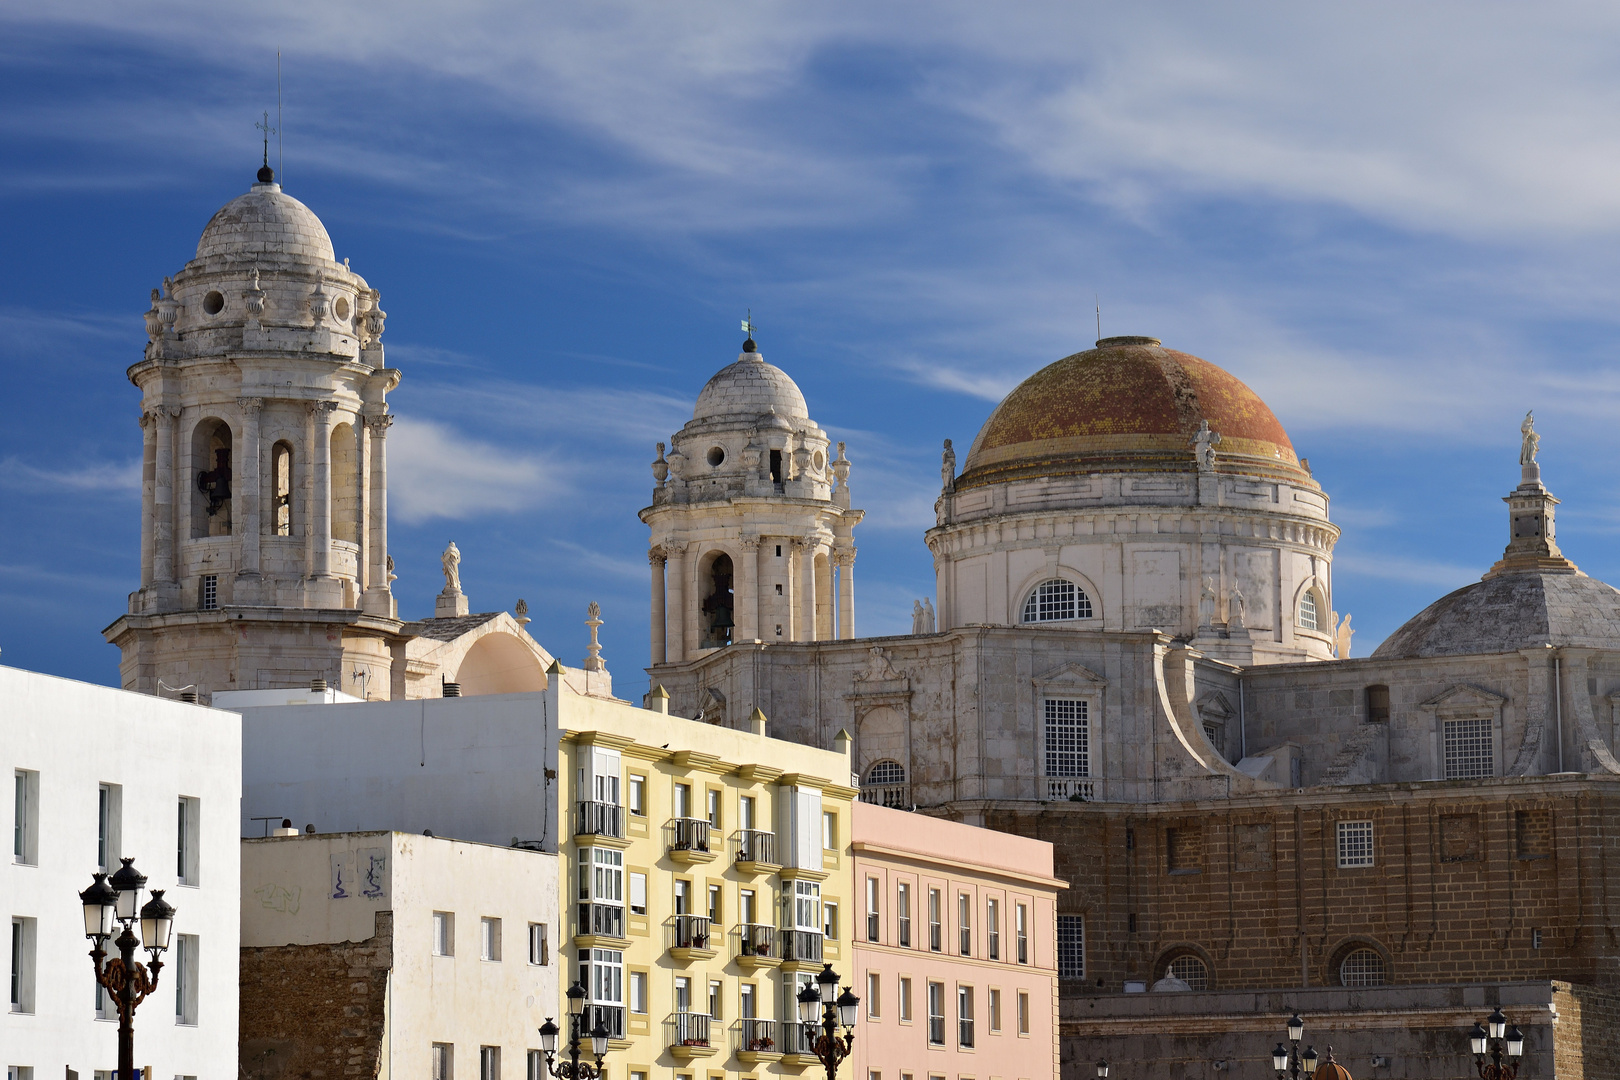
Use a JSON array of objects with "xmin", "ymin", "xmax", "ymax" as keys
[
  {"xmin": 823, "ymin": 810, "xmax": 837, "ymax": 850},
  {"xmin": 675, "ymin": 975, "xmax": 692, "ymax": 1011},
  {"xmin": 707, "ymin": 789, "xmax": 722, "ymax": 830},
  {"xmin": 957, "ymin": 985, "xmax": 974, "ymax": 1048},
  {"xmin": 986, "ymin": 898, "xmax": 1000, "ymax": 960},
  {"xmin": 823, "ymin": 901, "xmax": 838, "ymax": 941},
  {"xmin": 674, "ymin": 783, "xmax": 692, "ymax": 819},
  {"xmin": 579, "ymin": 846, "xmax": 625, "ymax": 936},
  {"xmin": 433, "ymin": 911, "xmax": 455, "ymax": 956},
  {"xmin": 628, "ymin": 774, "xmax": 646, "ymax": 816},
  {"xmin": 899, "ymin": 976, "xmax": 912, "ymax": 1022},
  {"xmin": 793, "ymin": 880, "xmax": 822, "ymax": 933},
  {"xmin": 927, "ymin": 981, "xmax": 945, "ymax": 1045},
  {"xmin": 1337, "ymin": 820, "xmax": 1375, "ymax": 868},
  {"xmin": 480, "ymin": 1046, "xmax": 500, "ymax": 1080},
  {"xmin": 740, "ymin": 982, "xmax": 756, "ymax": 1019},
  {"xmin": 98, "ymin": 783, "xmax": 122, "ymax": 873},
  {"xmin": 1015, "ymin": 904, "xmax": 1028, "ymax": 964},
  {"xmin": 8, "ymin": 1069, "xmax": 34, "ymax": 1080},
  {"xmin": 867, "ymin": 971, "xmax": 881, "ymax": 1018},
  {"xmin": 708, "ymin": 884, "xmax": 722, "ymax": 924},
  {"xmin": 432, "ymin": 1044, "xmax": 453, "ymax": 1080},
  {"xmin": 958, "ymin": 893, "xmax": 972, "ymax": 956},
  {"xmin": 177, "ymin": 796, "xmax": 200, "ymax": 886},
  {"xmin": 928, "ymin": 888, "xmax": 941, "ymax": 951},
  {"xmin": 579, "ymin": 947, "xmax": 625, "ymax": 1031},
  {"xmin": 1444, "ymin": 718, "xmax": 1494, "ymax": 779},
  {"xmin": 897, "ymin": 883, "xmax": 911, "ymax": 948},
  {"xmin": 13, "ymin": 770, "xmax": 36, "ymax": 865},
  {"xmin": 709, "ymin": 979, "xmax": 722, "ymax": 1019},
  {"xmin": 527, "ymin": 1051, "xmax": 544, "ymax": 1080},
  {"xmin": 988, "ymin": 987, "xmax": 1001, "ymax": 1032},
  {"xmin": 630, "ymin": 969, "xmax": 648, "ymax": 1014},
  {"xmin": 630, "ymin": 871, "xmax": 647, "ymax": 916},
  {"xmin": 1057, "ymin": 915, "xmax": 1085, "ymax": 979},
  {"xmin": 1044, "ymin": 699, "xmax": 1090, "ymax": 777},
  {"xmin": 481, "ymin": 917, "xmax": 502, "ymax": 961},
  {"xmin": 529, "ymin": 923, "xmax": 548, "ymax": 966},
  {"xmin": 1017, "ymin": 991, "xmax": 1029, "ymax": 1035},
  {"xmin": 201, "ymin": 574, "xmax": 218, "ymax": 610},
  {"xmin": 174, "ymin": 933, "xmax": 199, "ymax": 1025},
  {"xmin": 866, "ymin": 877, "xmax": 881, "ymax": 942},
  {"xmin": 10, "ymin": 916, "xmax": 36, "ymax": 1012},
  {"xmin": 674, "ymin": 879, "xmax": 692, "ymax": 915},
  {"xmin": 739, "ymin": 888, "xmax": 756, "ymax": 925},
  {"xmin": 739, "ymin": 794, "xmax": 756, "ymax": 831}
]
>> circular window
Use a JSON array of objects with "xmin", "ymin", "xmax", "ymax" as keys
[
  {"xmin": 333, "ymin": 295, "xmax": 351, "ymax": 321},
  {"xmin": 1338, "ymin": 948, "xmax": 1385, "ymax": 987},
  {"xmin": 1167, "ymin": 954, "xmax": 1209, "ymax": 990},
  {"xmin": 202, "ymin": 291, "xmax": 225, "ymax": 316},
  {"xmin": 813, "ymin": 451, "xmax": 825, "ymax": 471},
  {"xmin": 707, "ymin": 446, "xmax": 726, "ymax": 467}
]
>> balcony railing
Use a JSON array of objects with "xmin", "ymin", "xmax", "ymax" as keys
[
  {"xmin": 736, "ymin": 922, "xmax": 776, "ymax": 959},
  {"xmin": 739, "ymin": 1018, "xmax": 780, "ymax": 1054},
  {"xmin": 583, "ymin": 1004, "xmax": 625, "ymax": 1040},
  {"xmin": 780, "ymin": 929, "xmax": 823, "ymax": 963},
  {"xmin": 670, "ymin": 914, "xmax": 713, "ymax": 951},
  {"xmin": 667, "ymin": 817, "xmax": 711, "ymax": 853},
  {"xmin": 959, "ymin": 1018, "xmax": 975, "ymax": 1048},
  {"xmin": 1046, "ymin": 778, "xmax": 1095, "ymax": 801},
  {"xmin": 735, "ymin": 829, "xmax": 777, "ymax": 864},
  {"xmin": 666, "ymin": 1011, "xmax": 712, "ymax": 1048},
  {"xmin": 781, "ymin": 1020, "xmax": 811, "ymax": 1056},
  {"xmin": 859, "ymin": 783, "xmax": 910, "ymax": 808},
  {"xmin": 575, "ymin": 800, "xmax": 623, "ymax": 838},
  {"xmin": 577, "ymin": 902, "xmax": 624, "ymax": 939}
]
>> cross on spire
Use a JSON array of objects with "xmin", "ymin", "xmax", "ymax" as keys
[
  {"xmin": 742, "ymin": 309, "xmax": 757, "ymax": 340},
  {"xmin": 255, "ymin": 111, "xmax": 279, "ymax": 169}
]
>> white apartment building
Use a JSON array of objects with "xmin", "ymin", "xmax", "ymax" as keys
[
  {"xmin": 4, "ymin": 665, "xmax": 241, "ymax": 1079},
  {"xmin": 239, "ymin": 830, "xmax": 560, "ymax": 1076}
]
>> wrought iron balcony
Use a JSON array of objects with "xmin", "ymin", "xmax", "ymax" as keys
[
  {"xmin": 779, "ymin": 928, "xmax": 823, "ymax": 963},
  {"xmin": 575, "ymin": 800, "xmax": 623, "ymax": 839},
  {"xmin": 735, "ymin": 829, "xmax": 777, "ymax": 866}
]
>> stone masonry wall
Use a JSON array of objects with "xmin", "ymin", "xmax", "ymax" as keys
[
  {"xmin": 240, "ymin": 910, "xmax": 392, "ymax": 1080},
  {"xmin": 1554, "ymin": 982, "xmax": 1620, "ymax": 1080}
]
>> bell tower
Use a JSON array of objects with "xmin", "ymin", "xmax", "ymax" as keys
[
  {"xmin": 104, "ymin": 165, "xmax": 404, "ymax": 701},
  {"xmin": 641, "ymin": 333, "xmax": 863, "ymax": 669}
]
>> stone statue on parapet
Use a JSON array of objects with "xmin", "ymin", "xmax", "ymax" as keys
[
  {"xmin": 941, "ymin": 439, "xmax": 956, "ymax": 493},
  {"xmin": 923, "ymin": 598, "xmax": 936, "ymax": 633},
  {"xmin": 1228, "ymin": 584, "xmax": 1247, "ymax": 630},
  {"xmin": 441, "ymin": 541, "xmax": 462, "ymax": 593},
  {"xmin": 1199, "ymin": 577, "xmax": 1217, "ymax": 628},
  {"xmin": 1192, "ymin": 420, "xmax": 1222, "ymax": 472},
  {"xmin": 912, "ymin": 601, "xmax": 925, "ymax": 634},
  {"xmin": 1520, "ymin": 411, "xmax": 1540, "ymax": 466}
]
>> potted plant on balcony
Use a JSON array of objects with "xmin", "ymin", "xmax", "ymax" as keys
[{"xmin": 749, "ymin": 1036, "xmax": 776, "ymax": 1051}]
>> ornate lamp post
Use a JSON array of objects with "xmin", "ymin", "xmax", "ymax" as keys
[
  {"xmin": 1096, "ymin": 1059, "xmax": 1110, "ymax": 1078},
  {"xmin": 537, "ymin": 981, "xmax": 610, "ymax": 1080},
  {"xmin": 1469, "ymin": 1008, "xmax": 1525, "ymax": 1080},
  {"xmin": 79, "ymin": 858, "xmax": 176, "ymax": 1080},
  {"xmin": 796, "ymin": 963, "xmax": 859, "ymax": 1080},
  {"xmin": 1273, "ymin": 1014, "xmax": 1319, "ymax": 1080}
]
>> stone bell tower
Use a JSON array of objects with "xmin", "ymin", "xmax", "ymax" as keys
[
  {"xmin": 641, "ymin": 333, "xmax": 863, "ymax": 669},
  {"xmin": 103, "ymin": 164, "xmax": 404, "ymax": 701}
]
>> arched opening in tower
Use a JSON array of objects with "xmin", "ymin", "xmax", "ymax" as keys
[
  {"xmin": 701, "ymin": 552, "xmax": 735, "ymax": 649},
  {"xmin": 191, "ymin": 417, "xmax": 234, "ymax": 537}
]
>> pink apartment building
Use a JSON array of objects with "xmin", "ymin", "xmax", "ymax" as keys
[{"xmin": 851, "ymin": 802, "xmax": 1064, "ymax": 1080}]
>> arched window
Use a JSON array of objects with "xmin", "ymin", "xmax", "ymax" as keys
[
  {"xmin": 866, "ymin": 760, "xmax": 905, "ymax": 785},
  {"xmin": 271, "ymin": 441, "xmax": 294, "ymax": 536},
  {"xmin": 1166, "ymin": 954, "xmax": 1209, "ymax": 990},
  {"xmin": 699, "ymin": 552, "xmax": 734, "ymax": 649},
  {"xmin": 1299, "ymin": 589, "xmax": 1320, "ymax": 631},
  {"xmin": 191, "ymin": 418, "xmax": 233, "ymax": 538},
  {"xmin": 860, "ymin": 760, "xmax": 908, "ymax": 807},
  {"xmin": 331, "ymin": 422, "xmax": 359, "ymax": 543},
  {"xmin": 1022, "ymin": 579, "xmax": 1093, "ymax": 623},
  {"xmin": 1338, "ymin": 948, "xmax": 1386, "ymax": 987}
]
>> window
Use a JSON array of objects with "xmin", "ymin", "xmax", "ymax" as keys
[
  {"xmin": 272, "ymin": 441, "xmax": 294, "ymax": 536},
  {"xmin": 867, "ymin": 971, "xmax": 881, "ymax": 1018},
  {"xmin": 1167, "ymin": 954, "xmax": 1209, "ymax": 990},
  {"xmin": 9, "ymin": 1069, "xmax": 34, "ymax": 1080},
  {"xmin": 739, "ymin": 794, "xmax": 756, "ymax": 831},
  {"xmin": 897, "ymin": 883, "xmax": 912, "ymax": 948},
  {"xmin": 709, "ymin": 979, "xmax": 722, "ymax": 1019},
  {"xmin": 708, "ymin": 884, "xmax": 722, "ymax": 924},
  {"xmin": 899, "ymin": 976, "xmax": 912, "ymax": 1022},
  {"xmin": 628, "ymin": 774, "xmax": 646, "ymax": 817},
  {"xmin": 1022, "ymin": 579, "xmax": 1092, "ymax": 622},
  {"xmin": 926, "ymin": 981, "xmax": 945, "ymax": 1045},
  {"xmin": 707, "ymin": 789, "xmax": 722, "ymax": 830},
  {"xmin": 674, "ymin": 879, "xmax": 692, "ymax": 915},
  {"xmin": 674, "ymin": 783, "xmax": 692, "ymax": 819},
  {"xmin": 1017, "ymin": 991, "xmax": 1029, "ymax": 1035},
  {"xmin": 630, "ymin": 872, "xmax": 647, "ymax": 916},
  {"xmin": 579, "ymin": 947, "xmax": 624, "ymax": 1032},
  {"xmin": 823, "ymin": 810, "xmax": 837, "ymax": 850},
  {"xmin": 480, "ymin": 1047, "xmax": 501, "ymax": 1080},
  {"xmin": 866, "ymin": 760, "xmax": 904, "ymax": 784},
  {"xmin": 1299, "ymin": 589, "xmax": 1320, "ymax": 631},
  {"xmin": 174, "ymin": 933, "xmax": 199, "ymax": 1025},
  {"xmin": 928, "ymin": 888, "xmax": 941, "ymax": 951},
  {"xmin": 630, "ymin": 970, "xmax": 648, "ymax": 1014},
  {"xmin": 793, "ymin": 880, "xmax": 822, "ymax": 933},
  {"xmin": 866, "ymin": 878, "xmax": 881, "ymax": 942},
  {"xmin": 527, "ymin": 1052, "xmax": 544, "ymax": 1080},
  {"xmin": 675, "ymin": 975, "xmax": 692, "ymax": 1011},
  {"xmin": 177, "ymin": 796, "xmax": 200, "ymax": 886},
  {"xmin": 988, "ymin": 987, "xmax": 1001, "ymax": 1032},
  {"xmin": 98, "ymin": 783, "xmax": 122, "ymax": 873},
  {"xmin": 10, "ymin": 916, "xmax": 35, "ymax": 1012},
  {"xmin": 1366, "ymin": 684, "xmax": 1390, "ymax": 723},
  {"xmin": 1338, "ymin": 948, "xmax": 1386, "ymax": 987},
  {"xmin": 432, "ymin": 1044, "xmax": 453, "ymax": 1080},
  {"xmin": 1057, "ymin": 915, "xmax": 1085, "ymax": 979},
  {"xmin": 1444, "ymin": 718, "xmax": 1494, "ymax": 779},
  {"xmin": 481, "ymin": 917, "xmax": 502, "ymax": 961},
  {"xmin": 529, "ymin": 923, "xmax": 548, "ymax": 965},
  {"xmin": 959, "ymin": 985, "xmax": 976, "ymax": 1046},
  {"xmin": 1336, "ymin": 821, "xmax": 1374, "ymax": 868},
  {"xmin": 823, "ymin": 902, "xmax": 839, "ymax": 941},
  {"xmin": 201, "ymin": 573, "xmax": 218, "ymax": 610},
  {"xmin": 13, "ymin": 770, "xmax": 36, "ymax": 865},
  {"xmin": 986, "ymin": 898, "xmax": 1000, "ymax": 960},
  {"xmin": 579, "ymin": 847, "xmax": 625, "ymax": 936},
  {"xmin": 433, "ymin": 911, "xmax": 455, "ymax": 956},
  {"xmin": 1015, "ymin": 904, "xmax": 1028, "ymax": 964},
  {"xmin": 958, "ymin": 894, "xmax": 971, "ymax": 955},
  {"xmin": 1044, "ymin": 699, "xmax": 1089, "ymax": 777},
  {"xmin": 739, "ymin": 888, "xmax": 756, "ymax": 925},
  {"xmin": 740, "ymin": 982, "xmax": 756, "ymax": 1020}
]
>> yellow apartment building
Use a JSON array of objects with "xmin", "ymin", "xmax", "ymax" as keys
[{"xmin": 559, "ymin": 688, "xmax": 857, "ymax": 1080}]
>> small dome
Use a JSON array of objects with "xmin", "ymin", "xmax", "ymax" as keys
[
  {"xmin": 692, "ymin": 352, "xmax": 809, "ymax": 424},
  {"xmin": 1373, "ymin": 570, "xmax": 1620, "ymax": 660},
  {"xmin": 195, "ymin": 181, "xmax": 336, "ymax": 265},
  {"xmin": 958, "ymin": 338, "xmax": 1302, "ymax": 489}
]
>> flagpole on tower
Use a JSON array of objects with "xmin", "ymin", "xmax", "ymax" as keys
[{"xmin": 277, "ymin": 50, "xmax": 284, "ymax": 184}]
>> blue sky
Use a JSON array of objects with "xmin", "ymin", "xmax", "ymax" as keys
[{"xmin": 8, "ymin": 3, "xmax": 1620, "ymax": 695}]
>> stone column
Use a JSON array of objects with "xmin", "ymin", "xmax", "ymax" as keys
[
  {"xmin": 139, "ymin": 411, "xmax": 156, "ymax": 588},
  {"xmin": 666, "ymin": 543, "xmax": 688, "ymax": 662},
  {"xmin": 836, "ymin": 549, "xmax": 856, "ymax": 639},
  {"xmin": 355, "ymin": 417, "xmax": 369, "ymax": 592},
  {"xmin": 238, "ymin": 397, "xmax": 263, "ymax": 579},
  {"xmin": 152, "ymin": 406, "xmax": 177, "ymax": 586},
  {"xmin": 649, "ymin": 547, "xmax": 667, "ymax": 665},
  {"xmin": 362, "ymin": 413, "xmax": 393, "ymax": 615},
  {"xmin": 756, "ymin": 536, "xmax": 774, "ymax": 640},
  {"xmin": 815, "ymin": 547, "xmax": 833, "ymax": 639},
  {"xmin": 310, "ymin": 402, "xmax": 336, "ymax": 580},
  {"xmin": 797, "ymin": 537, "xmax": 817, "ymax": 641},
  {"xmin": 736, "ymin": 536, "xmax": 760, "ymax": 642}
]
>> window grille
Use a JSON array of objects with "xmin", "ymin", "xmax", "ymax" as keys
[
  {"xmin": 1022, "ymin": 579, "xmax": 1092, "ymax": 623},
  {"xmin": 1338, "ymin": 948, "xmax": 1386, "ymax": 987},
  {"xmin": 1167, "ymin": 954, "xmax": 1209, "ymax": 990},
  {"xmin": 1044, "ymin": 699, "xmax": 1090, "ymax": 777},
  {"xmin": 1299, "ymin": 590, "xmax": 1319, "ymax": 631},
  {"xmin": 1336, "ymin": 821, "xmax": 1374, "ymax": 868},
  {"xmin": 1057, "ymin": 915, "xmax": 1085, "ymax": 979},
  {"xmin": 201, "ymin": 574, "xmax": 218, "ymax": 610},
  {"xmin": 1443, "ymin": 718, "xmax": 1493, "ymax": 779}
]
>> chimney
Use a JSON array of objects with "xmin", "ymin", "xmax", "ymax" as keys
[
  {"xmin": 310, "ymin": 678, "xmax": 327, "ymax": 693},
  {"xmin": 749, "ymin": 707, "xmax": 768, "ymax": 736},
  {"xmin": 442, "ymin": 681, "xmax": 462, "ymax": 698},
  {"xmin": 648, "ymin": 685, "xmax": 670, "ymax": 714}
]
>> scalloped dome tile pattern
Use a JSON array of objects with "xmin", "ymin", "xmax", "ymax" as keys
[
  {"xmin": 1371, "ymin": 571, "xmax": 1620, "ymax": 660},
  {"xmin": 692, "ymin": 353, "xmax": 810, "ymax": 423},
  {"xmin": 195, "ymin": 183, "xmax": 336, "ymax": 264}
]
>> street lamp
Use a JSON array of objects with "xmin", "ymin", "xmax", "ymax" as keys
[
  {"xmin": 1274, "ymin": 1014, "xmax": 1319, "ymax": 1080},
  {"xmin": 798, "ymin": 963, "xmax": 859, "ymax": 1080},
  {"xmin": 537, "ymin": 981, "xmax": 610, "ymax": 1079},
  {"xmin": 1470, "ymin": 1008, "xmax": 1524, "ymax": 1080},
  {"xmin": 79, "ymin": 858, "xmax": 176, "ymax": 1080},
  {"xmin": 1096, "ymin": 1060, "xmax": 1110, "ymax": 1079}
]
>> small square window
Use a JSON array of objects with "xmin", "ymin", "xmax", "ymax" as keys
[
  {"xmin": 628, "ymin": 775, "xmax": 646, "ymax": 816},
  {"xmin": 1337, "ymin": 821, "xmax": 1374, "ymax": 868}
]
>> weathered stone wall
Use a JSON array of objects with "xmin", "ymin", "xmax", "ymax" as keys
[
  {"xmin": 1553, "ymin": 982, "xmax": 1620, "ymax": 1080},
  {"xmin": 239, "ymin": 910, "xmax": 392, "ymax": 1080}
]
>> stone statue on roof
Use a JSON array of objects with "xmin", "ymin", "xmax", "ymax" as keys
[
  {"xmin": 1520, "ymin": 411, "xmax": 1540, "ymax": 466},
  {"xmin": 441, "ymin": 541, "xmax": 462, "ymax": 593},
  {"xmin": 1192, "ymin": 420, "xmax": 1222, "ymax": 472}
]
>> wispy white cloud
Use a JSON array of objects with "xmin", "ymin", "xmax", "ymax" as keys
[
  {"xmin": 386, "ymin": 417, "xmax": 558, "ymax": 524},
  {"xmin": 1333, "ymin": 552, "xmax": 1477, "ymax": 590},
  {"xmin": 0, "ymin": 457, "xmax": 140, "ymax": 494}
]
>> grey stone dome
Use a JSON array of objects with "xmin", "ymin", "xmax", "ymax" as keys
[
  {"xmin": 195, "ymin": 182, "xmax": 336, "ymax": 265},
  {"xmin": 1371, "ymin": 570, "xmax": 1620, "ymax": 660},
  {"xmin": 692, "ymin": 352, "xmax": 809, "ymax": 423}
]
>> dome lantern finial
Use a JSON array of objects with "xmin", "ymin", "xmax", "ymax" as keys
[
  {"xmin": 255, "ymin": 110, "xmax": 279, "ymax": 187},
  {"xmin": 741, "ymin": 310, "xmax": 758, "ymax": 354}
]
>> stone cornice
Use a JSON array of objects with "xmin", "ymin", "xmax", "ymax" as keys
[{"xmin": 925, "ymin": 505, "xmax": 1340, "ymax": 557}]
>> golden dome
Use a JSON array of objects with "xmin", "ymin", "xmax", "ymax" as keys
[
  {"xmin": 1315, "ymin": 1049, "xmax": 1353, "ymax": 1080},
  {"xmin": 957, "ymin": 336, "xmax": 1305, "ymax": 490}
]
